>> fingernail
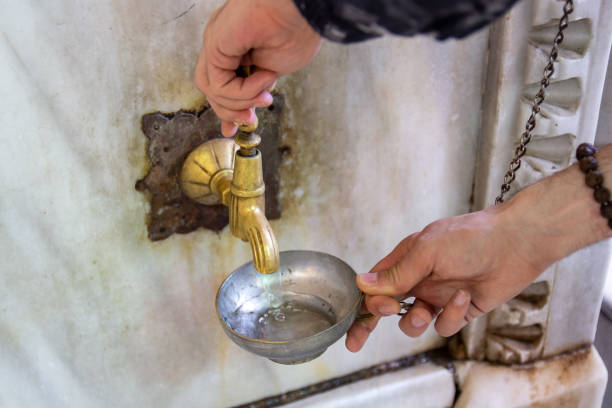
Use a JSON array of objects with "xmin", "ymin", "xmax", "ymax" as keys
[
  {"xmin": 411, "ymin": 315, "xmax": 426, "ymax": 328},
  {"xmin": 454, "ymin": 290, "xmax": 468, "ymax": 306},
  {"xmin": 358, "ymin": 272, "xmax": 377, "ymax": 285},
  {"xmin": 259, "ymin": 93, "xmax": 274, "ymax": 106},
  {"xmin": 346, "ymin": 337, "xmax": 359, "ymax": 353},
  {"xmin": 379, "ymin": 305, "xmax": 397, "ymax": 316}
]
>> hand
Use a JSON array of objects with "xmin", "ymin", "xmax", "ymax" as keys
[
  {"xmin": 195, "ymin": 0, "xmax": 322, "ymax": 137},
  {"xmin": 345, "ymin": 206, "xmax": 548, "ymax": 352},
  {"xmin": 344, "ymin": 150, "xmax": 612, "ymax": 352}
]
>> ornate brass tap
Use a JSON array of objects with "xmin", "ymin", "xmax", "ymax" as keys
[{"xmin": 181, "ymin": 117, "xmax": 280, "ymax": 274}]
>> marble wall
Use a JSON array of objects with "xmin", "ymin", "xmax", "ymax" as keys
[
  {"xmin": 461, "ymin": 0, "xmax": 612, "ymax": 365},
  {"xmin": 596, "ymin": 30, "xmax": 612, "ymax": 147},
  {"xmin": 0, "ymin": 0, "xmax": 491, "ymax": 406},
  {"xmin": 599, "ymin": 36, "xmax": 612, "ymax": 316}
]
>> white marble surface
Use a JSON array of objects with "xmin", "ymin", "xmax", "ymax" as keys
[
  {"xmin": 0, "ymin": 1, "xmax": 490, "ymax": 406},
  {"xmin": 284, "ymin": 363, "xmax": 455, "ymax": 408},
  {"xmin": 595, "ymin": 0, "xmax": 612, "ymax": 148},
  {"xmin": 596, "ymin": 30, "xmax": 612, "ymax": 314},
  {"xmin": 543, "ymin": 241, "xmax": 610, "ymax": 357},
  {"xmin": 455, "ymin": 347, "xmax": 608, "ymax": 408},
  {"xmin": 464, "ymin": 0, "xmax": 612, "ymax": 364}
]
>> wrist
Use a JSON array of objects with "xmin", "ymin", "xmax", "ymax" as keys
[{"xmin": 491, "ymin": 148, "xmax": 612, "ymax": 273}]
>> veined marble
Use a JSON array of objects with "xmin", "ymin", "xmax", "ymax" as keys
[
  {"xmin": 596, "ymin": 29, "xmax": 612, "ymax": 315},
  {"xmin": 0, "ymin": 0, "xmax": 489, "ymax": 406},
  {"xmin": 461, "ymin": 0, "xmax": 612, "ymax": 365},
  {"xmin": 455, "ymin": 347, "xmax": 608, "ymax": 408},
  {"xmin": 284, "ymin": 363, "xmax": 455, "ymax": 408}
]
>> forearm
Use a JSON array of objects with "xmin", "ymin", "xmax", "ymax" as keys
[
  {"xmin": 495, "ymin": 144, "xmax": 612, "ymax": 273},
  {"xmin": 292, "ymin": 0, "xmax": 520, "ymax": 43}
]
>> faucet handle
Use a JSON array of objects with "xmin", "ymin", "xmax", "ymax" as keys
[
  {"xmin": 234, "ymin": 65, "xmax": 260, "ymax": 134},
  {"xmin": 235, "ymin": 132, "xmax": 261, "ymax": 156},
  {"xmin": 237, "ymin": 117, "xmax": 258, "ymax": 134}
]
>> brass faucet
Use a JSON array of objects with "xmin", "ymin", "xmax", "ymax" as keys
[{"xmin": 180, "ymin": 117, "xmax": 280, "ymax": 274}]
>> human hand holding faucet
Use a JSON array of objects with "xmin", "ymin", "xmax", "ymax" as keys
[{"xmin": 194, "ymin": 0, "xmax": 321, "ymax": 137}]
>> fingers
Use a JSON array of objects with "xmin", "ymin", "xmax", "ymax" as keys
[
  {"xmin": 209, "ymin": 70, "xmax": 278, "ymax": 101},
  {"xmin": 345, "ymin": 315, "xmax": 380, "ymax": 353},
  {"xmin": 194, "ymin": 28, "xmax": 277, "ymax": 134},
  {"xmin": 200, "ymin": 75, "xmax": 275, "ymax": 136},
  {"xmin": 215, "ymin": 91, "xmax": 274, "ymax": 111},
  {"xmin": 434, "ymin": 290, "xmax": 471, "ymax": 337},
  {"xmin": 199, "ymin": 42, "xmax": 277, "ymax": 100},
  {"xmin": 208, "ymin": 101, "xmax": 255, "ymax": 126},
  {"xmin": 196, "ymin": 60, "xmax": 273, "ymax": 123},
  {"xmin": 369, "ymin": 234, "xmax": 416, "ymax": 273},
  {"xmin": 465, "ymin": 302, "xmax": 486, "ymax": 324},
  {"xmin": 357, "ymin": 242, "xmax": 433, "ymax": 297},
  {"xmin": 398, "ymin": 299, "xmax": 437, "ymax": 337},
  {"xmin": 221, "ymin": 121, "xmax": 238, "ymax": 138},
  {"xmin": 194, "ymin": 0, "xmax": 322, "ymax": 136},
  {"xmin": 345, "ymin": 295, "xmax": 397, "ymax": 352},
  {"xmin": 347, "ymin": 291, "xmax": 475, "ymax": 349},
  {"xmin": 364, "ymin": 295, "xmax": 401, "ymax": 316},
  {"xmin": 397, "ymin": 291, "xmax": 475, "ymax": 338}
]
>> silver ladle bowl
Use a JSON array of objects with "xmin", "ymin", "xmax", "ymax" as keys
[{"xmin": 216, "ymin": 250, "xmax": 362, "ymax": 364}]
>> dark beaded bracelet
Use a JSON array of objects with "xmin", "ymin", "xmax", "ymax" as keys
[{"xmin": 576, "ymin": 143, "xmax": 612, "ymax": 229}]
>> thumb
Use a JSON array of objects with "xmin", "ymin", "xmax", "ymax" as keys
[
  {"xmin": 369, "ymin": 234, "xmax": 416, "ymax": 273},
  {"xmin": 357, "ymin": 248, "xmax": 432, "ymax": 296}
]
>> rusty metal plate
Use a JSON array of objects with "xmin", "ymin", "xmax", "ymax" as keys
[{"xmin": 136, "ymin": 96, "xmax": 283, "ymax": 241}]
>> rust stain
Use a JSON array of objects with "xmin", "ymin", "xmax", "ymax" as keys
[
  {"xmin": 135, "ymin": 96, "xmax": 283, "ymax": 241},
  {"xmin": 530, "ymin": 394, "xmax": 580, "ymax": 408},
  {"xmin": 272, "ymin": 72, "xmax": 344, "ymax": 247},
  {"xmin": 274, "ymin": 79, "xmax": 308, "ymax": 219},
  {"xmin": 312, "ymin": 360, "xmax": 332, "ymax": 379},
  {"xmin": 518, "ymin": 346, "xmax": 592, "ymax": 402},
  {"xmin": 554, "ymin": 345, "xmax": 591, "ymax": 386},
  {"xmin": 515, "ymin": 346, "xmax": 591, "ymax": 373}
]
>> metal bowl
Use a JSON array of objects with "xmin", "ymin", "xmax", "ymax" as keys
[{"xmin": 216, "ymin": 250, "xmax": 362, "ymax": 364}]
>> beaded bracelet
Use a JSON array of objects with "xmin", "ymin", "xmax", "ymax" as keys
[{"xmin": 576, "ymin": 143, "xmax": 612, "ymax": 229}]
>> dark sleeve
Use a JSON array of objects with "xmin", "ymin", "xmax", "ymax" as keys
[{"xmin": 293, "ymin": 0, "xmax": 521, "ymax": 43}]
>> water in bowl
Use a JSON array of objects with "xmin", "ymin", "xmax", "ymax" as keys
[
  {"xmin": 229, "ymin": 292, "xmax": 337, "ymax": 341},
  {"xmin": 260, "ymin": 273, "xmax": 283, "ymax": 309}
]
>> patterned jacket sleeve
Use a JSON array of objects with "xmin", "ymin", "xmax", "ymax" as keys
[{"xmin": 293, "ymin": 0, "xmax": 520, "ymax": 43}]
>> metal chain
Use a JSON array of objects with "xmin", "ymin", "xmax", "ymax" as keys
[{"xmin": 495, "ymin": 0, "xmax": 575, "ymax": 204}]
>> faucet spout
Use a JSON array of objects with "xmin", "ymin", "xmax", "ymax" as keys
[
  {"xmin": 229, "ymin": 144, "xmax": 280, "ymax": 274},
  {"xmin": 243, "ymin": 206, "xmax": 280, "ymax": 274},
  {"xmin": 180, "ymin": 113, "xmax": 280, "ymax": 275}
]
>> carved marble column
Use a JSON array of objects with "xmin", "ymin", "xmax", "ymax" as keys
[{"xmin": 454, "ymin": 0, "xmax": 612, "ymax": 365}]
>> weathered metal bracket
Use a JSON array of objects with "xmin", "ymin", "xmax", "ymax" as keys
[{"xmin": 135, "ymin": 96, "xmax": 283, "ymax": 241}]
